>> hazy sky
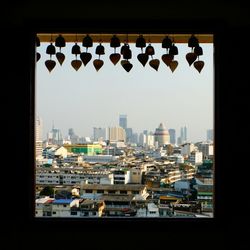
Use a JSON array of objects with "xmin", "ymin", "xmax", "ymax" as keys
[{"xmin": 36, "ymin": 41, "xmax": 213, "ymax": 143}]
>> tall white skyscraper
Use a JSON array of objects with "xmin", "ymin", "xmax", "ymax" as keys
[
  {"xmin": 35, "ymin": 116, "xmax": 42, "ymax": 141},
  {"xmin": 35, "ymin": 116, "xmax": 43, "ymax": 158},
  {"xmin": 180, "ymin": 126, "xmax": 187, "ymax": 143}
]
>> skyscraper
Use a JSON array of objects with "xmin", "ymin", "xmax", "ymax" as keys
[
  {"xmin": 93, "ymin": 127, "xmax": 107, "ymax": 141},
  {"xmin": 180, "ymin": 126, "xmax": 187, "ymax": 144},
  {"xmin": 119, "ymin": 114, "xmax": 127, "ymax": 130},
  {"xmin": 35, "ymin": 116, "xmax": 43, "ymax": 158},
  {"xmin": 35, "ymin": 116, "xmax": 42, "ymax": 141},
  {"xmin": 168, "ymin": 129, "xmax": 176, "ymax": 144},
  {"xmin": 207, "ymin": 129, "xmax": 213, "ymax": 141},
  {"xmin": 108, "ymin": 126, "xmax": 126, "ymax": 142}
]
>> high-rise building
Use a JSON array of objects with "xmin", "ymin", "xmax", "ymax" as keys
[
  {"xmin": 47, "ymin": 125, "xmax": 63, "ymax": 145},
  {"xmin": 108, "ymin": 126, "xmax": 126, "ymax": 142},
  {"xmin": 154, "ymin": 123, "xmax": 170, "ymax": 146},
  {"xmin": 119, "ymin": 114, "xmax": 127, "ymax": 130},
  {"xmin": 168, "ymin": 129, "xmax": 176, "ymax": 144},
  {"xmin": 207, "ymin": 129, "xmax": 213, "ymax": 141},
  {"xmin": 68, "ymin": 128, "xmax": 79, "ymax": 144},
  {"xmin": 35, "ymin": 116, "xmax": 42, "ymax": 141},
  {"xmin": 180, "ymin": 126, "xmax": 187, "ymax": 144},
  {"xmin": 35, "ymin": 116, "xmax": 43, "ymax": 157},
  {"xmin": 93, "ymin": 127, "xmax": 107, "ymax": 141}
]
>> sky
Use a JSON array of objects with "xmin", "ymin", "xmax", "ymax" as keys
[{"xmin": 36, "ymin": 40, "xmax": 213, "ymax": 143}]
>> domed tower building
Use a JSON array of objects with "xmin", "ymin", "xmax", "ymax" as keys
[{"xmin": 154, "ymin": 123, "xmax": 170, "ymax": 147}]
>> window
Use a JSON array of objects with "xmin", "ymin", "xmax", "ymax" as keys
[{"xmin": 35, "ymin": 32, "xmax": 214, "ymax": 219}]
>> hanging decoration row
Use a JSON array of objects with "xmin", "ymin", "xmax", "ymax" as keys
[{"xmin": 36, "ymin": 34, "xmax": 205, "ymax": 73}]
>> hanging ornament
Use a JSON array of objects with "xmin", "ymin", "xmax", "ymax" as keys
[
  {"xmin": 120, "ymin": 37, "xmax": 133, "ymax": 72},
  {"xmin": 186, "ymin": 34, "xmax": 201, "ymax": 68},
  {"xmin": 36, "ymin": 52, "xmax": 41, "ymax": 62},
  {"xmin": 93, "ymin": 41, "xmax": 105, "ymax": 71},
  {"xmin": 136, "ymin": 35, "xmax": 148, "ymax": 67},
  {"xmin": 36, "ymin": 36, "xmax": 41, "ymax": 62},
  {"xmin": 169, "ymin": 60, "xmax": 178, "ymax": 72},
  {"xmin": 162, "ymin": 36, "xmax": 172, "ymax": 49},
  {"xmin": 186, "ymin": 52, "xmax": 197, "ymax": 66},
  {"xmin": 45, "ymin": 37, "xmax": 56, "ymax": 72},
  {"xmin": 71, "ymin": 38, "xmax": 82, "ymax": 71},
  {"xmin": 188, "ymin": 34, "xmax": 199, "ymax": 49},
  {"xmin": 194, "ymin": 60, "xmax": 205, "ymax": 73},
  {"xmin": 80, "ymin": 34, "xmax": 93, "ymax": 66},
  {"xmin": 161, "ymin": 36, "xmax": 174, "ymax": 68},
  {"xmin": 146, "ymin": 43, "xmax": 159, "ymax": 71},
  {"xmin": 55, "ymin": 34, "xmax": 66, "ymax": 66},
  {"xmin": 109, "ymin": 35, "xmax": 121, "ymax": 65}
]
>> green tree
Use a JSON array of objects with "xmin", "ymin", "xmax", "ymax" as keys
[{"xmin": 40, "ymin": 186, "xmax": 54, "ymax": 197}]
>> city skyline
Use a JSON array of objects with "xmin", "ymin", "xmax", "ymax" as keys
[{"xmin": 36, "ymin": 42, "xmax": 213, "ymax": 142}]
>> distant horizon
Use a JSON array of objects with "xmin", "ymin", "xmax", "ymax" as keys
[
  {"xmin": 36, "ymin": 41, "xmax": 213, "ymax": 143},
  {"xmin": 37, "ymin": 115, "xmax": 213, "ymax": 144}
]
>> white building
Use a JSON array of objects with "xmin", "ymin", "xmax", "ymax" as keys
[
  {"xmin": 189, "ymin": 151, "xmax": 203, "ymax": 165},
  {"xmin": 147, "ymin": 202, "xmax": 160, "ymax": 217},
  {"xmin": 51, "ymin": 199, "xmax": 79, "ymax": 217},
  {"xmin": 181, "ymin": 143, "xmax": 195, "ymax": 157},
  {"xmin": 35, "ymin": 196, "xmax": 53, "ymax": 217},
  {"xmin": 113, "ymin": 169, "xmax": 131, "ymax": 184},
  {"xmin": 197, "ymin": 142, "xmax": 213, "ymax": 159}
]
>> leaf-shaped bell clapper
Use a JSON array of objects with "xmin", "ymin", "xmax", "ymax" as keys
[
  {"xmin": 194, "ymin": 60, "xmax": 204, "ymax": 73},
  {"xmin": 55, "ymin": 35, "xmax": 66, "ymax": 48},
  {"xmin": 169, "ymin": 44, "xmax": 178, "ymax": 55},
  {"xmin": 95, "ymin": 43, "xmax": 105, "ymax": 55},
  {"xmin": 194, "ymin": 45, "xmax": 203, "ymax": 56},
  {"xmin": 36, "ymin": 36, "xmax": 40, "ymax": 47},
  {"xmin": 169, "ymin": 60, "xmax": 178, "ymax": 73},
  {"xmin": 82, "ymin": 35, "xmax": 93, "ymax": 48},
  {"xmin": 137, "ymin": 53, "xmax": 149, "ymax": 67},
  {"xmin": 121, "ymin": 60, "xmax": 133, "ymax": 72},
  {"xmin": 145, "ymin": 44, "xmax": 155, "ymax": 56},
  {"xmin": 46, "ymin": 43, "xmax": 56, "ymax": 55},
  {"xmin": 162, "ymin": 36, "xmax": 172, "ymax": 49},
  {"xmin": 45, "ymin": 60, "xmax": 56, "ymax": 72},
  {"xmin": 71, "ymin": 43, "xmax": 81, "ymax": 55},
  {"xmin": 188, "ymin": 34, "xmax": 199, "ymax": 48},
  {"xmin": 110, "ymin": 35, "xmax": 121, "ymax": 48},
  {"xmin": 136, "ymin": 35, "xmax": 146, "ymax": 48},
  {"xmin": 149, "ymin": 59, "xmax": 160, "ymax": 71},
  {"xmin": 186, "ymin": 52, "xmax": 197, "ymax": 66},
  {"xmin": 36, "ymin": 52, "xmax": 41, "ymax": 62},
  {"xmin": 55, "ymin": 35, "xmax": 66, "ymax": 65}
]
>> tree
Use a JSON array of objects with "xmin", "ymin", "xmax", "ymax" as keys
[{"xmin": 40, "ymin": 186, "xmax": 54, "ymax": 197}]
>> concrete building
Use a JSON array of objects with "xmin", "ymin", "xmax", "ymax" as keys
[
  {"xmin": 154, "ymin": 123, "xmax": 170, "ymax": 146},
  {"xmin": 51, "ymin": 199, "xmax": 79, "ymax": 217},
  {"xmin": 63, "ymin": 143, "xmax": 102, "ymax": 155},
  {"xmin": 108, "ymin": 126, "xmax": 126, "ymax": 142},
  {"xmin": 168, "ymin": 128, "xmax": 176, "ymax": 145},
  {"xmin": 197, "ymin": 142, "xmax": 214, "ymax": 159},
  {"xmin": 35, "ymin": 116, "xmax": 43, "ymax": 158},
  {"xmin": 113, "ymin": 169, "xmax": 131, "ymax": 184},
  {"xmin": 180, "ymin": 143, "xmax": 195, "ymax": 157},
  {"xmin": 93, "ymin": 127, "xmax": 107, "ymax": 141},
  {"xmin": 206, "ymin": 129, "xmax": 213, "ymax": 141},
  {"xmin": 189, "ymin": 151, "xmax": 203, "ymax": 165},
  {"xmin": 119, "ymin": 114, "xmax": 127, "ymax": 130}
]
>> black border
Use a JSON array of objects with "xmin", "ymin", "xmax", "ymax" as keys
[{"xmin": 25, "ymin": 19, "xmax": 224, "ymax": 233}]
